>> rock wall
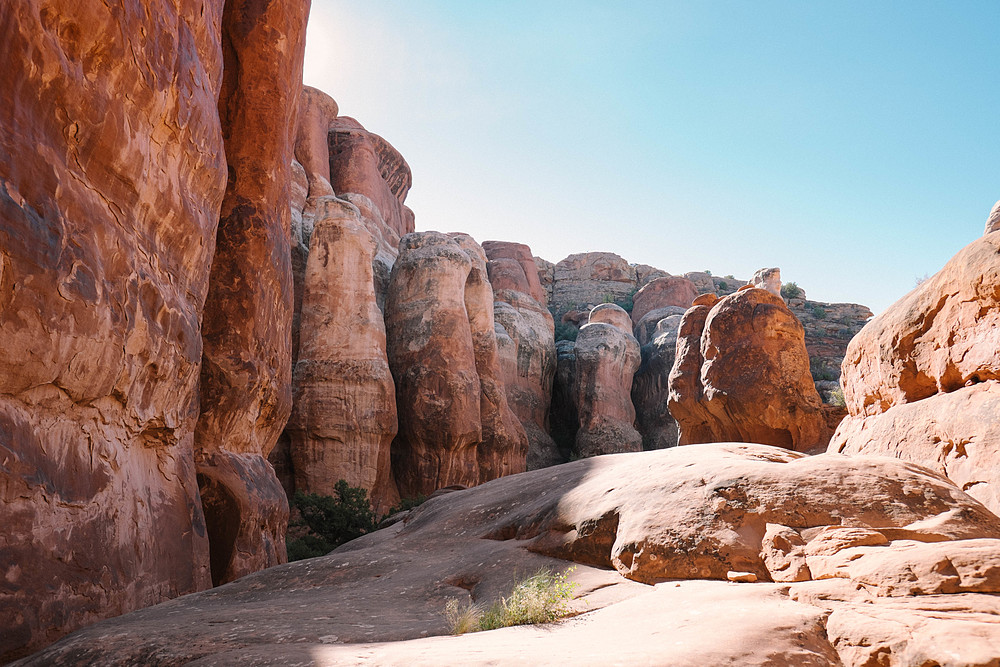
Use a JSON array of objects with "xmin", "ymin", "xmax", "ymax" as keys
[
  {"xmin": 632, "ymin": 312, "xmax": 685, "ymax": 450},
  {"xmin": 483, "ymin": 241, "xmax": 558, "ymax": 469},
  {"xmin": 668, "ymin": 288, "xmax": 828, "ymax": 451},
  {"xmin": 285, "ymin": 197, "xmax": 399, "ymax": 515},
  {"xmin": 831, "ymin": 227, "xmax": 1000, "ymax": 514},
  {"xmin": 194, "ymin": 0, "xmax": 309, "ymax": 587}
]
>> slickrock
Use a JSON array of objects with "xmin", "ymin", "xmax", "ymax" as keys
[
  {"xmin": 0, "ymin": 0, "xmax": 224, "ymax": 660},
  {"xmin": 831, "ymin": 230, "xmax": 1000, "ymax": 514},
  {"xmin": 386, "ymin": 232, "xmax": 483, "ymax": 497},
  {"xmin": 573, "ymin": 305, "xmax": 642, "ymax": 457},
  {"xmin": 449, "ymin": 234, "xmax": 528, "ymax": 484},
  {"xmin": 22, "ymin": 443, "xmax": 1000, "ymax": 667},
  {"xmin": 668, "ymin": 289, "xmax": 828, "ymax": 451},
  {"xmin": 285, "ymin": 197, "xmax": 399, "ymax": 514},
  {"xmin": 195, "ymin": 0, "xmax": 309, "ymax": 587},
  {"xmin": 483, "ymin": 242, "xmax": 558, "ymax": 470},
  {"xmin": 632, "ymin": 313, "xmax": 684, "ymax": 450},
  {"xmin": 629, "ymin": 276, "xmax": 698, "ymax": 325},
  {"xmin": 749, "ymin": 267, "xmax": 782, "ymax": 296}
]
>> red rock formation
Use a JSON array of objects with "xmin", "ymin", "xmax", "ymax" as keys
[
  {"xmin": 194, "ymin": 0, "xmax": 309, "ymax": 588},
  {"xmin": 573, "ymin": 305, "xmax": 642, "ymax": 457},
  {"xmin": 831, "ymin": 229, "xmax": 1000, "ymax": 514},
  {"xmin": 293, "ymin": 86, "xmax": 339, "ymax": 199},
  {"xmin": 0, "ymin": 0, "xmax": 231, "ymax": 659},
  {"xmin": 484, "ymin": 241, "xmax": 558, "ymax": 470},
  {"xmin": 286, "ymin": 197, "xmax": 399, "ymax": 514},
  {"xmin": 632, "ymin": 313, "xmax": 685, "ymax": 450},
  {"xmin": 668, "ymin": 289, "xmax": 827, "ymax": 451},
  {"xmin": 630, "ymin": 276, "xmax": 698, "ymax": 325},
  {"xmin": 386, "ymin": 232, "xmax": 482, "ymax": 497}
]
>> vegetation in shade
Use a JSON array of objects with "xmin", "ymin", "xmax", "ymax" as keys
[
  {"xmin": 809, "ymin": 357, "xmax": 839, "ymax": 382},
  {"xmin": 286, "ymin": 481, "xmax": 427, "ymax": 561},
  {"xmin": 829, "ymin": 386, "xmax": 847, "ymax": 408},
  {"xmin": 554, "ymin": 321, "xmax": 579, "ymax": 342},
  {"xmin": 445, "ymin": 568, "xmax": 578, "ymax": 635},
  {"xmin": 780, "ymin": 282, "xmax": 803, "ymax": 299},
  {"xmin": 811, "ymin": 305, "xmax": 827, "ymax": 319}
]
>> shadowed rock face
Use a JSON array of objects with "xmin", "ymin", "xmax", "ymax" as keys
[
  {"xmin": 386, "ymin": 232, "xmax": 483, "ymax": 497},
  {"xmin": 632, "ymin": 313, "xmax": 684, "ymax": 450},
  {"xmin": 195, "ymin": 0, "xmax": 310, "ymax": 588},
  {"xmin": 484, "ymin": 241, "xmax": 558, "ymax": 470},
  {"xmin": 0, "ymin": 0, "xmax": 232, "ymax": 660},
  {"xmin": 573, "ymin": 305, "xmax": 642, "ymax": 458},
  {"xmin": 668, "ymin": 289, "xmax": 828, "ymax": 451},
  {"xmin": 286, "ymin": 197, "xmax": 399, "ymax": 515},
  {"xmin": 832, "ymin": 228, "xmax": 1000, "ymax": 515},
  {"xmin": 21, "ymin": 443, "xmax": 1000, "ymax": 666}
]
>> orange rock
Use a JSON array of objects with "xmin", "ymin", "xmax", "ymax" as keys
[
  {"xmin": 195, "ymin": 0, "xmax": 309, "ymax": 587},
  {"xmin": 668, "ymin": 288, "xmax": 828, "ymax": 451},
  {"xmin": 286, "ymin": 197, "xmax": 399, "ymax": 514},
  {"xmin": 630, "ymin": 276, "xmax": 698, "ymax": 325},
  {"xmin": 484, "ymin": 241, "xmax": 558, "ymax": 470},
  {"xmin": 450, "ymin": 234, "xmax": 528, "ymax": 483},
  {"xmin": 573, "ymin": 305, "xmax": 642, "ymax": 457},
  {"xmin": 293, "ymin": 86, "xmax": 339, "ymax": 199}
]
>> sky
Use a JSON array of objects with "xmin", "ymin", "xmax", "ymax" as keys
[{"xmin": 303, "ymin": 1, "xmax": 1000, "ymax": 314}]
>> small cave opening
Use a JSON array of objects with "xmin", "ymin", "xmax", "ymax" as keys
[{"xmin": 197, "ymin": 472, "xmax": 241, "ymax": 587}]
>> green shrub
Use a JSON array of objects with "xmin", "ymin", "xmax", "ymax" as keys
[
  {"xmin": 554, "ymin": 322, "xmax": 579, "ymax": 342},
  {"xmin": 811, "ymin": 305, "xmax": 827, "ymax": 319},
  {"xmin": 780, "ymin": 282, "xmax": 802, "ymax": 299},
  {"xmin": 615, "ymin": 287, "xmax": 636, "ymax": 313},
  {"xmin": 829, "ymin": 387, "xmax": 847, "ymax": 408},
  {"xmin": 286, "ymin": 481, "xmax": 378, "ymax": 561},
  {"xmin": 704, "ymin": 270, "xmax": 712, "ymax": 276},
  {"xmin": 445, "ymin": 568, "xmax": 578, "ymax": 635},
  {"xmin": 718, "ymin": 281, "xmax": 728, "ymax": 290}
]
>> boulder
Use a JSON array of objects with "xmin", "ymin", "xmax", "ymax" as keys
[
  {"xmin": 831, "ymin": 231, "xmax": 1000, "ymax": 514},
  {"xmin": 668, "ymin": 289, "xmax": 827, "ymax": 451},
  {"xmin": 22, "ymin": 443, "xmax": 1000, "ymax": 667},
  {"xmin": 683, "ymin": 271, "xmax": 716, "ymax": 294},
  {"xmin": 484, "ymin": 242, "xmax": 558, "ymax": 470},
  {"xmin": 195, "ymin": 0, "xmax": 309, "ymax": 587},
  {"xmin": 632, "ymin": 305, "xmax": 688, "ymax": 346},
  {"xmin": 749, "ymin": 267, "xmax": 781, "ymax": 296},
  {"xmin": 630, "ymin": 276, "xmax": 698, "ymax": 324},
  {"xmin": 449, "ymin": 234, "xmax": 528, "ymax": 484},
  {"xmin": 285, "ymin": 197, "xmax": 399, "ymax": 515},
  {"xmin": 573, "ymin": 305, "xmax": 642, "ymax": 457},
  {"xmin": 385, "ymin": 232, "xmax": 482, "ymax": 498}
]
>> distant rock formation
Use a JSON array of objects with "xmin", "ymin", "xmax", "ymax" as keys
[
  {"xmin": 573, "ymin": 305, "xmax": 642, "ymax": 457},
  {"xmin": 986, "ymin": 200, "xmax": 1000, "ymax": 235},
  {"xmin": 750, "ymin": 267, "xmax": 782, "ymax": 296},
  {"xmin": 668, "ymin": 288, "xmax": 828, "ymax": 451},
  {"xmin": 483, "ymin": 241, "xmax": 558, "ymax": 470},
  {"xmin": 831, "ymin": 229, "xmax": 1000, "ymax": 514},
  {"xmin": 630, "ymin": 276, "xmax": 698, "ymax": 325},
  {"xmin": 285, "ymin": 197, "xmax": 399, "ymax": 515}
]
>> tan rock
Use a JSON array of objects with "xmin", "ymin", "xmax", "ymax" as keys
[
  {"xmin": 449, "ymin": 234, "xmax": 528, "ymax": 483},
  {"xmin": 986, "ymin": 200, "xmax": 1000, "ymax": 235},
  {"xmin": 195, "ymin": 0, "xmax": 309, "ymax": 587},
  {"xmin": 386, "ymin": 232, "xmax": 482, "ymax": 497},
  {"xmin": 574, "ymin": 307, "xmax": 642, "ymax": 457},
  {"xmin": 633, "ymin": 306, "xmax": 687, "ymax": 346},
  {"xmin": 630, "ymin": 276, "xmax": 698, "ymax": 324},
  {"xmin": 749, "ymin": 267, "xmax": 782, "ymax": 296},
  {"xmin": 668, "ymin": 288, "xmax": 828, "ymax": 451},
  {"xmin": 484, "ymin": 242, "xmax": 558, "ymax": 470},
  {"xmin": 286, "ymin": 197, "xmax": 399, "ymax": 514},
  {"xmin": 533, "ymin": 255, "xmax": 555, "ymax": 305},
  {"xmin": 551, "ymin": 252, "xmax": 636, "ymax": 315},
  {"xmin": 761, "ymin": 524, "xmax": 811, "ymax": 582}
]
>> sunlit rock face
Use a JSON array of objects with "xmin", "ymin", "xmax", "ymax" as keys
[
  {"xmin": 832, "ymin": 228, "xmax": 1000, "ymax": 515},
  {"xmin": 668, "ymin": 289, "xmax": 828, "ymax": 452}
]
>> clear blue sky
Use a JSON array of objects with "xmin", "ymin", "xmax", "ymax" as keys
[{"xmin": 304, "ymin": 1, "xmax": 999, "ymax": 313}]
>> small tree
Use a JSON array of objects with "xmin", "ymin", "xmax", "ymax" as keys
[{"xmin": 780, "ymin": 282, "xmax": 802, "ymax": 299}]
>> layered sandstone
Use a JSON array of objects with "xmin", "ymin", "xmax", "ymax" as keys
[
  {"xmin": 194, "ymin": 0, "xmax": 309, "ymax": 587},
  {"xmin": 831, "ymin": 229, "xmax": 1000, "ymax": 514},
  {"xmin": 24, "ymin": 443, "xmax": 1000, "ymax": 666},
  {"xmin": 549, "ymin": 252, "xmax": 637, "ymax": 316},
  {"xmin": 573, "ymin": 305, "xmax": 642, "ymax": 457},
  {"xmin": 285, "ymin": 197, "xmax": 399, "ymax": 514},
  {"xmin": 668, "ymin": 288, "xmax": 827, "ymax": 451},
  {"xmin": 449, "ymin": 234, "xmax": 528, "ymax": 483},
  {"xmin": 483, "ymin": 241, "xmax": 557, "ymax": 470}
]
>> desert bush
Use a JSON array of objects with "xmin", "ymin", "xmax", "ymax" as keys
[
  {"xmin": 811, "ymin": 305, "xmax": 827, "ymax": 319},
  {"xmin": 554, "ymin": 321, "xmax": 579, "ymax": 342},
  {"xmin": 829, "ymin": 387, "xmax": 847, "ymax": 408},
  {"xmin": 780, "ymin": 282, "xmax": 802, "ymax": 299},
  {"xmin": 445, "ymin": 568, "xmax": 578, "ymax": 635},
  {"xmin": 718, "ymin": 281, "xmax": 728, "ymax": 290},
  {"xmin": 286, "ymin": 481, "xmax": 378, "ymax": 561}
]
